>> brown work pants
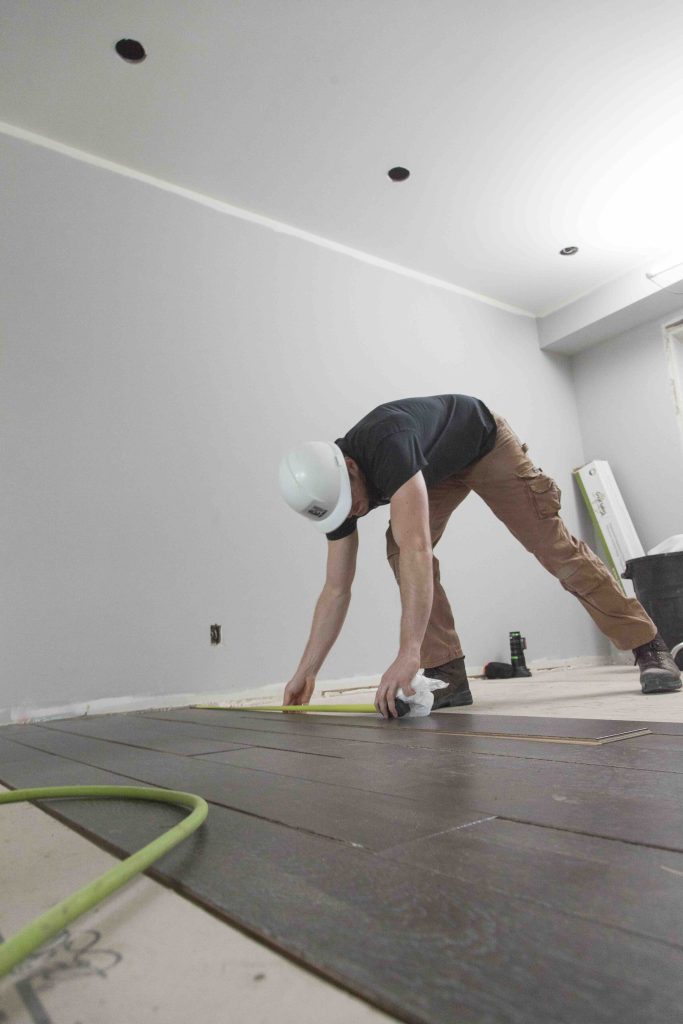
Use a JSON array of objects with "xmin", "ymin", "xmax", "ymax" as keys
[{"xmin": 386, "ymin": 415, "xmax": 657, "ymax": 669}]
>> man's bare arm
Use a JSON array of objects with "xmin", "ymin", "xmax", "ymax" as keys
[
  {"xmin": 283, "ymin": 531, "xmax": 359, "ymax": 705},
  {"xmin": 375, "ymin": 472, "xmax": 433, "ymax": 717}
]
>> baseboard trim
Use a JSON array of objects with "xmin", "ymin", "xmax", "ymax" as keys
[{"xmin": 0, "ymin": 656, "xmax": 618, "ymax": 725}]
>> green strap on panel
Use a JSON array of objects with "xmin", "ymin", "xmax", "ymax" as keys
[{"xmin": 573, "ymin": 471, "xmax": 626, "ymax": 593}]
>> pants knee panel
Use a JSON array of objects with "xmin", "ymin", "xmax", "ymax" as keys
[{"xmin": 560, "ymin": 561, "xmax": 612, "ymax": 598}]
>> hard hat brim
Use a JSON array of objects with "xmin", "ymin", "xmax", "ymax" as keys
[{"xmin": 312, "ymin": 444, "xmax": 352, "ymax": 533}]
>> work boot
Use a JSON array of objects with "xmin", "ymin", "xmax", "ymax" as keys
[
  {"xmin": 423, "ymin": 656, "xmax": 473, "ymax": 708},
  {"xmin": 633, "ymin": 634, "xmax": 682, "ymax": 694}
]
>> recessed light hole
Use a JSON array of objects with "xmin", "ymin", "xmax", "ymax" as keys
[
  {"xmin": 559, "ymin": 246, "xmax": 579, "ymax": 256},
  {"xmin": 115, "ymin": 39, "xmax": 147, "ymax": 63},
  {"xmin": 388, "ymin": 167, "xmax": 410, "ymax": 182}
]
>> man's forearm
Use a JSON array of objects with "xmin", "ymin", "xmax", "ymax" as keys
[
  {"xmin": 397, "ymin": 547, "xmax": 433, "ymax": 656},
  {"xmin": 295, "ymin": 584, "xmax": 352, "ymax": 676}
]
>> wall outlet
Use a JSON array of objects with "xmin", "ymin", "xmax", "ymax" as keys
[{"xmin": 210, "ymin": 624, "xmax": 221, "ymax": 645}]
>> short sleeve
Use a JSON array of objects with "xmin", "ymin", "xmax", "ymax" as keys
[
  {"xmin": 370, "ymin": 430, "xmax": 427, "ymax": 498},
  {"xmin": 326, "ymin": 516, "xmax": 358, "ymax": 542}
]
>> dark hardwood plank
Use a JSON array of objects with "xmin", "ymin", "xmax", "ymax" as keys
[
  {"xmin": 9, "ymin": 720, "xmax": 683, "ymax": 852},
  {"xmin": 29, "ymin": 718, "xmax": 683, "ymax": 805},
  {"xmin": 198, "ymin": 746, "xmax": 376, "ymax": 777},
  {"xmin": 382, "ymin": 731, "xmax": 683, "ymax": 774},
  {"xmin": 379, "ymin": 816, "xmax": 683, "ymax": 948},
  {"xmin": 35, "ymin": 715, "xmax": 351, "ymax": 759},
  {"xmin": 1, "ymin": 727, "xmax": 490, "ymax": 850},
  {"xmin": 631, "ymin": 722, "xmax": 683, "ymax": 736},
  {"xmin": 0, "ymin": 737, "xmax": 681, "ymax": 1024},
  {"xmin": 3, "ymin": 733, "xmax": 683, "ymax": 1019},
  {"xmin": 314, "ymin": 710, "xmax": 653, "ymax": 742},
  {"xmin": 390, "ymin": 759, "xmax": 683, "ymax": 852},
  {"xmin": 142, "ymin": 707, "xmax": 653, "ymax": 747},
  {"xmin": 13, "ymin": 715, "xmax": 683, "ymax": 777},
  {"xmin": 0, "ymin": 736, "xmax": 150, "ymax": 789},
  {"xmin": 198, "ymin": 730, "xmax": 683, "ymax": 775},
  {"xmin": 128, "ymin": 710, "xmax": 683, "ymax": 774},
  {"xmin": 618, "ymin": 733, "xmax": 683, "ymax": 752},
  {"xmin": 28, "ymin": 717, "xmax": 250, "ymax": 756},
  {"xmin": 117, "ymin": 707, "xmax": 619, "ymax": 755},
  {"xmin": 190, "ymin": 736, "xmax": 683, "ymax": 852},
  {"xmin": 184, "ymin": 708, "xmax": 652, "ymax": 743},
  {"xmin": 32, "ymin": 721, "xmax": 683, "ymax": 807}
]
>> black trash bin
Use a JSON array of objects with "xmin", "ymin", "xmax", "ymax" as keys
[{"xmin": 623, "ymin": 553, "xmax": 683, "ymax": 667}]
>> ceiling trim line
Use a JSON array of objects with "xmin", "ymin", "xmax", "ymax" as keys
[{"xmin": 0, "ymin": 120, "xmax": 533, "ymax": 319}]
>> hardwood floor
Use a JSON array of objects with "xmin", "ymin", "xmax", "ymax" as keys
[{"xmin": 1, "ymin": 708, "xmax": 682, "ymax": 1024}]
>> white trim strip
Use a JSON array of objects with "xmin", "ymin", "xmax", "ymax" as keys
[
  {"xmin": 0, "ymin": 656, "xmax": 614, "ymax": 725},
  {"xmin": 0, "ymin": 119, "xmax": 533, "ymax": 318}
]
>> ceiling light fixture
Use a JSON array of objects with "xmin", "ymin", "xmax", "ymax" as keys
[
  {"xmin": 559, "ymin": 246, "xmax": 579, "ymax": 256},
  {"xmin": 115, "ymin": 39, "xmax": 147, "ymax": 63},
  {"xmin": 387, "ymin": 167, "xmax": 410, "ymax": 182}
]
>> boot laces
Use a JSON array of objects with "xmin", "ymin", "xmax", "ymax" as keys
[{"xmin": 636, "ymin": 637, "xmax": 670, "ymax": 667}]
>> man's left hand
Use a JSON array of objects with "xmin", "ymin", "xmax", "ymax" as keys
[{"xmin": 375, "ymin": 653, "xmax": 420, "ymax": 719}]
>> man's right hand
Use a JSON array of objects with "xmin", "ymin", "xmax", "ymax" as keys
[{"xmin": 283, "ymin": 674, "xmax": 316, "ymax": 707}]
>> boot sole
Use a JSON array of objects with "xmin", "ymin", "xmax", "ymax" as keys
[
  {"xmin": 641, "ymin": 676, "xmax": 682, "ymax": 694},
  {"xmin": 394, "ymin": 691, "xmax": 473, "ymax": 717},
  {"xmin": 433, "ymin": 690, "xmax": 473, "ymax": 709}
]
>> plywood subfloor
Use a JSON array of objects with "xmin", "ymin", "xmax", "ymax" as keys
[
  {"xmin": 1, "ymin": 698, "xmax": 683, "ymax": 1024},
  {"xmin": 316, "ymin": 664, "xmax": 683, "ymax": 723}
]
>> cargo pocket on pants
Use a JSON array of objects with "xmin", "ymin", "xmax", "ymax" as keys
[{"xmin": 517, "ymin": 468, "xmax": 562, "ymax": 518}]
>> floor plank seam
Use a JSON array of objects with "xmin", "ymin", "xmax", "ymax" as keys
[
  {"xmin": 0, "ymin": 741, "xmax": 381, "ymax": 854},
  {"xmin": 34, "ymin": 725, "xmax": 364, "ymax": 776},
  {"xmin": 31, "ymin": 722, "xmax": 251, "ymax": 758},
  {"xmin": 494, "ymin": 814, "xmax": 683, "ymax": 855},
  {"xmin": 183, "ymin": 755, "xmax": 444, "ymax": 802},
  {"xmin": 375, "ymin": 844, "xmax": 683, "ymax": 954},
  {"xmin": 34, "ymin": 721, "xmax": 348, "ymax": 760},
  {"xmin": 135, "ymin": 710, "xmax": 655, "ymax": 746},
  {"xmin": 188, "ymin": 745, "xmax": 346, "ymax": 761},
  {"xmin": 5, "ymin": 732, "xmax": 682, "ymax": 855},
  {"xmin": 215, "ymin": 712, "xmax": 653, "ymax": 741},
  {"xmin": 8, "ymin": 730, "xmax": 681, "ymax": 858},
  {"xmin": 135, "ymin": 712, "xmax": 503, "ymax": 749},
  {"xmin": 413, "ymin": 816, "xmax": 499, "ymax": 841},
  {"xmin": 468, "ymin": 749, "xmax": 683, "ymax": 774},
  {"xmin": 140, "ymin": 713, "xmax": 409, "ymax": 746}
]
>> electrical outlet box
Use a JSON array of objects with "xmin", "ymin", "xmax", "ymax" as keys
[{"xmin": 210, "ymin": 624, "xmax": 221, "ymax": 645}]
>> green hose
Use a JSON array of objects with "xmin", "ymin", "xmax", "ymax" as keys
[{"xmin": 0, "ymin": 785, "xmax": 208, "ymax": 978}]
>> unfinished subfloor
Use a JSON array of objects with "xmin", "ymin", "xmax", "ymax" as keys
[{"xmin": 1, "ymin": 664, "xmax": 682, "ymax": 1024}]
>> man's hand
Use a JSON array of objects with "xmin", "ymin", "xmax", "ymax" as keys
[
  {"xmin": 283, "ymin": 673, "xmax": 316, "ymax": 707},
  {"xmin": 375, "ymin": 652, "xmax": 420, "ymax": 719}
]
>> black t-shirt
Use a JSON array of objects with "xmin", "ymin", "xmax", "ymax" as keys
[{"xmin": 326, "ymin": 394, "xmax": 497, "ymax": 540}]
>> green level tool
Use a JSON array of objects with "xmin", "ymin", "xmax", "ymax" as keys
[{"xmin": 193, "ymin": 703, "xmax": 377, "ymax": 712}]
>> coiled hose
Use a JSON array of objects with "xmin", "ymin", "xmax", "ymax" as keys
[{"xmin": 0, "ymin": 785, "xmax": 208, "ymax": 978}]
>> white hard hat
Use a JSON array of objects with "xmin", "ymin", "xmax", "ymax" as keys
[{"xmin": 278, "ymin": 442, "xmax": 352, "ymax": 533}]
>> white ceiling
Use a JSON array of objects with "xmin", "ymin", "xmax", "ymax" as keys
[{"xmin": 3, "ymin": 0, "xmax": 683, "ymax": 316}]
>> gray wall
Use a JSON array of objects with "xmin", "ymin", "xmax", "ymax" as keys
[
  {"xmin": 2, "ymin": 132, "xmax": 604, "ymax": 718},
  {"xmin": 571, "ymin": 314, "xmax": 683, "ymax": 553}
]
